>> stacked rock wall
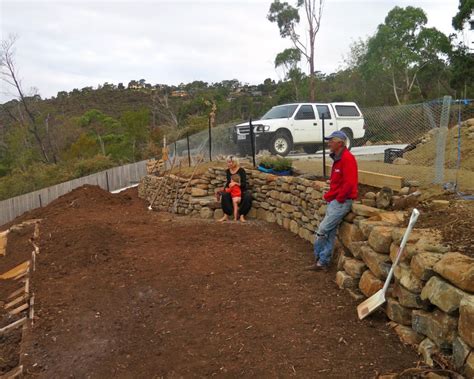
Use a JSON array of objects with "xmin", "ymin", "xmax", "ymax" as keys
[{"xmin": 138, "ymin": 167, "xmax": 474, "ymax": 376}]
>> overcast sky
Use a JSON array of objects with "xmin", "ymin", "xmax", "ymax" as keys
[{"xmin": 0, "ymin": 0, "xmax": 461, "ymax": 102}]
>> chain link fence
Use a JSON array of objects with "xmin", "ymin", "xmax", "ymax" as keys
[{"xmin": 164, "ymin": 97, "xmax": 474, "ymax": 192}]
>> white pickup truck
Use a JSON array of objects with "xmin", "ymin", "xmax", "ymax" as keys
[{"xmin": 232, "ymin": 102, "xmax": 365, "ymax": 156}]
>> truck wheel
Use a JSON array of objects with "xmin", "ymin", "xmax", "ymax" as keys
[
  {"xmin": 341, "ymin": 129, "xmax": 354, "ymax": 150},
  {"xmin": 303, "ymin": 144, "xmax": 320, "ymax": 154},
  {"xmin": 270, "ymin": 131, "xmax": 292, "ymax": 156}
]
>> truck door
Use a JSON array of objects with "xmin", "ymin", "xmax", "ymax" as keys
[
  {"xmin": 316, "ymin": 104, "xmax": 337, "ymax": 138},
  {"xmin": 291, "ymin": 104, "xmax": 318, "ymax": 143}
]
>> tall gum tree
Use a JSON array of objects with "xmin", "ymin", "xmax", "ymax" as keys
[
  {"xmin": 360, "ymin": 6, "xmax": 451, "ymax": 105},
  {"xmin": 268, "ymin": 0, "xmax": 323, "ymax": 101}
]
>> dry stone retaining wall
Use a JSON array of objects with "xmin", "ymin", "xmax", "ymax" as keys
[{"xmin": 139, "ymin": 167, "xmax": 474, "ymax": 376}]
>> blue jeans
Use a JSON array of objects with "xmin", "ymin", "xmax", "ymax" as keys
[{"xmin": 314, "ymin": 199, "xmax": 352, "ymax": 266}]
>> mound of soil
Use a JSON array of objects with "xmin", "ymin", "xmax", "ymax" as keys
[
  {"xmin": 415, "ymin": 200, "xmax": 474, "ymax": 257},
  {"xmin": 405, "ymin": 120, "xmax": 474, "ymax": 171}
]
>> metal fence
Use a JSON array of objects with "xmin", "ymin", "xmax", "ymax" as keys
[
  {"xmin": 166, "ymin": 97, "xmax": 474, "ymax": 192},
  {"xmin": 0, "ymin": 160, "xmax": 147, "ymax": 226}
]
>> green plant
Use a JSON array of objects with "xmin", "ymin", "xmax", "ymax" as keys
[
  {"xmin": 272, "ymin": 157, "xmax": 293, "ymax": 172},
  {"xmin": 258, "ymin": 156, "xmax": 275, "ymax": 169}
]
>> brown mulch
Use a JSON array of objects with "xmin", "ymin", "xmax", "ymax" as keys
[
  {"xmin": 1, "ymin": 186, "xmax": 420, "ymax": 378},
  {"xmin": 414, "ymin": 200, "xmax": 474, "ymax": 257}
]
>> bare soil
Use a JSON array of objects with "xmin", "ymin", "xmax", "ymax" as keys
[
  {"xmin": 1, "ymin": 186, "xmax": 420, "ymax": 378},
  {"xmin": 414, "ymin": 200, "xmax": 474, "ymax": 257}
]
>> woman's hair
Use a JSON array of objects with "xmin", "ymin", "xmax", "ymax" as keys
[
  {"xmin": 226, "ymin": 155, "xmax": 239, "ymax": 166},
  {"xmin": 231, "ymin": 174, "xmax": 241, "ymax": 185}
]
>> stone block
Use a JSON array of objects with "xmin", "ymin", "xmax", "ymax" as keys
[
  {"xmin": 343, "ymin": 258, "xmax": 366, "ymax": 278},
  {"xmin": 393, "ymin": 282, "xmax": 429, "ymax": 309},
  {"xmin": 359, "ymin": 219, "xmax": 391, "ymax": 239},
  {"xmin": 418, "ymin": 338, "xmax": 439, "ymax": 367},
  {"xmin": 410, "ymin": 252, "xmax": 443, "ymax": 281},
  {"xmin": 359, "ymin": 270, "xmax": 383, "ymax": 297},
  {"xmin": 433, "ymin": 252, "xmax": 474, "ymax": 293},
  {"xmin": 394, "ymin": 324, "xmax": 424, "ymax": 345},
  {"xmin": 453, "ymin": 336, "xmax": 471, "ymax": 370},
  {"xmin": 459, "ymin": 296, "xmax": 474, "ymax": 348},
  {"xmin": 465, "ymin": 352, "xmax": 474, "ymax": 378},
  {"xmin": 421, "ymin": 276, "xmax": 473, "ymax": 314},
  {"xmin": 200, "ymin": 207, "xmax": 213, "ymax": 219},
  {"xmin": 290, "ymin": 220, "xmax": 299, "ymax": 234},
  {"xmin": 386, "ymin": 298, "xmax": 412, "ymax": 326},
  {"xmin": 368, "ymin": 226, "xmax": 393, "ymax": 253},
  {"xmin": 392, "ymin": 228, "xmax": 423, "ymax": 246},
  {"xmin": 389, "ymin": 242, "xmax": 413, "ymax": 264},
  {"xmin": 335, "ymin": 271, "xmax": 356, "ymax": 289},
  {"xmin": 348, "ymin": 241, "xmax": 366, "ymax": 259},
  {"xmin": 338, "ymin": 222, "xmax": 365, "ymax": 249},
  {"xmin": 343, "ymin": 212, "xmax": 357, "ymax": 223},
  {"xmin": 265, "ymin": 211, "xmax": 276, "ymax": 223},
  {"xmin": 412, "ymin": 309, "xmax": 458, "ymax": 349},
  {"xmin": 351, "ymin": 203, "xmax": 383, "ymax": 217},
  {"xmin": 361, "ymin": 199, "xmax": 376, "ymax": 207},
  {"xmin": 213, "ymin": 209, "xmax": 224, "ymax": 220},
  {"xmin": 281, "ymin": 203, "xmax": 296, "ymax": 213},
  {"xmin": 394, "ymin": 264, "xmax": 424, "ymax": 293},
  {"xmin": 191, "ymin": 188, "xmax": 208, "ymax": 197},
  {"xmin": 360, "ymin": 245, "xmax": 391, "ymax": 279}
]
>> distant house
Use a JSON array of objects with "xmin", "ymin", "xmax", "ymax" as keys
[{"xmin": 171, "ymin": 90, "xmax": 188, "ymax": 98}]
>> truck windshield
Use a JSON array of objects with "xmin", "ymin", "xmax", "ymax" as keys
[{"xmin": 261, "ymin": 105, "xmax": 298, "ymax": 120}]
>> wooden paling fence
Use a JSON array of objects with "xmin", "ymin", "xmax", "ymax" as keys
[{"xmin": 0, "ymin": 160, "xmax": 147, "ymax": 226}]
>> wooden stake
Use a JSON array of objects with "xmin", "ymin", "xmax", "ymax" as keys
[
  {"xmin": 0, "ymin": 318, "xmax": 27, "ymax": 335},
  {"xmin": 5, "ymin": 294, "xmax": 29, "ymax": 309},
  {"xmin": 9, "ymin": 302, "xmax": 29, "ymax": 316}
]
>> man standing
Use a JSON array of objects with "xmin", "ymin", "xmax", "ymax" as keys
[{"xmin": 307, "ymin": 131, "xmax": 358, "ymax": 271}]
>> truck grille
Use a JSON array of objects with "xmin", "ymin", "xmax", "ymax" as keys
[{"xmin": 237, "ymin": 126, "xmax": 250, "ymax": 135}]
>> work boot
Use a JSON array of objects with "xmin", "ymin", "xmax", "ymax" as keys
[{"xmin": 305, "ymin": 261, "xmax": 329, "ymax": 272}]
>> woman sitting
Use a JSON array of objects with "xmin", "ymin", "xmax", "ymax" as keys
[{"xmin": 218, "ymin": 156, "xmax": 252, "ymax": 222}]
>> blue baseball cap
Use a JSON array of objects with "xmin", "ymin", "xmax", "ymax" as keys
[{"xmin": 324, "ymin": 130, "xmax": 347, "ymax": 141}]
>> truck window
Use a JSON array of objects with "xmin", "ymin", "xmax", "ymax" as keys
[
  {"xmin": 335, "ymin": 105, "xmax": 360, "ymax": 117},
  {"xmin": 294, "ymin": 105, "xmax": 315, "ymax": 120},
  {"xmin": 261, "ymin": 104, "xmax": 298, "ymax": 120},
  {"xmin": 316, "ymin": 105, "xmax": 331, "ymax": 120}
]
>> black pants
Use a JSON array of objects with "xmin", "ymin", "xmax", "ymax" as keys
[{"xmin": 221, "ymin": 190, "xmax": 252, "ymax": 216}]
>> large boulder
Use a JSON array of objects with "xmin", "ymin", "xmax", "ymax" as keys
[
  {"xmin": 376, "ymin": 187, "xmax": 393, "ymax": 209},
  {"xmin": 459, "ymin": 296, "xmax": 474, "ymax": 348},
  {"xmin": 360, "ymin": 245, "xmax": 391, "ymax": 279},
  {"xmin": 410, "ymin": 252, "xmax": 443, "ymax": 281},
  {"xmin": 368, "ymin": 226, "xmax": 393, "ymax": 254},
  {"xmin": 394, "ymin": 324, "xmax": 424, "ymax": 346},
  {"xmin": 351, "ymin": 203, "xmax": 384, "ymax": 217},
  {"xmin": 335, "ymin": 271, "xmax": 356, "ymax": 289},
  {"xmin": 393, "ymin": 282, "xmax": 429, "ymax": 309},
  {"xmin": 386, "ymin": 298, "xmax": 412, "ymax": 326},
  {"xmin": 343, "ymin": 258, "xmax": 366, "ymax": 278},
  {"xmin": 453, "ymin": 336, "xmax": 471, "ymax": 370},
  {"xmin": 421, "ymin": 276, "xmax": 473, "ymax": 314},
  {"xmin": 338, "ymin": 222, "xmax": 365, "ymax": 249},
  {"xmin": 394, "ymin": 264, "xmax": 424, "ymax": 294},
  {"xmin": 359, "ymin": 270, "xmax": 383, "ymax": 297},
  {"xmin": 433, "ymin": 252, "xmax": 474, "ymax": 293},
  {"xmin": 412, "ymin": 309, "xmax": 458, "ymax": 349}
]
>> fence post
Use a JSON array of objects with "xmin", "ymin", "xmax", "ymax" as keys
[
  {"xmin": 249, "ymin": 118, "xmax": 256, "ymax": 168},
  {"xmin": 322, "ymin": 114, "xmax": 327, "ymax": 179},
  {"xmin": 186, "ymin": 132, "xmax": 191, "ymax": 167},
  {"xmin": 433, "ymin": 96, "xmax": 451, "ymax": 184},
  {"xmin": 105, "ymin": 171, "xmax": 110, "ymax": 192},
  {"xmin": 208, "ymin": 116, "xmax": 212, "ymax": 161}
]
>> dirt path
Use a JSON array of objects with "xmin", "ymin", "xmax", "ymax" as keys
[{"xmin": 2, "ymin": 186, "xmax": 419, "ymax": 378}]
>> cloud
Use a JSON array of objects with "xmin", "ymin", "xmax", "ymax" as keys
[{"xmin": 0, "ymin": 0, "xmax": 458, "ymax": 102}]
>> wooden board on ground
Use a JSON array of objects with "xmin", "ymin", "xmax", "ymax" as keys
[
  {"xmin": 0, "ymin": 230, "xmax": 8, "ymax": 256},
  {"xmin": 326, "ymin": 165, "xmax": 403, "ymax": 191},
  {"xmin": 0, "ymin": 261, "xmax": 30, "ymax": 280}
]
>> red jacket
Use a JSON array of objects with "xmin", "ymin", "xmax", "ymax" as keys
[
  {"xmin": 225, "ymin": 185, "xmax": 241, "ymax": 198},
  {"xmin": 324, "ymin": 147, "xmax": 358, "ymax": 203}
]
